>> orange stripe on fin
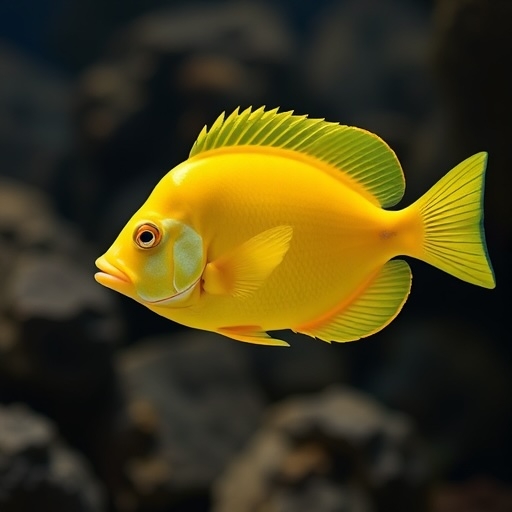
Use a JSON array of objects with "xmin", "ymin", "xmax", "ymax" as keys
[{"xmin": 296, "ymin": 259, "xmax": 412, "ymax": 343}]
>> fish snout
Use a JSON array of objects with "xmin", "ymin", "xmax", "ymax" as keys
[{"xmin": 94, "ymin": 255, "xmax": 133, "ymax": 294}]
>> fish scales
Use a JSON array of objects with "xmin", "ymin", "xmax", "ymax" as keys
[{"xmin": 95, "ymin": 107, "xmax": 495, "ymax": 346}]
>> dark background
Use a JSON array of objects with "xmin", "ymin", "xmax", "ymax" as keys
[{"xmin": 0, "ymin": 1, "xmax": 510, "ymax": 511}]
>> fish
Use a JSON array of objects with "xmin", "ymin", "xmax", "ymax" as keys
[{"xmin": 94, "ymin": 106, "xmax": 495, "ymax": 346}]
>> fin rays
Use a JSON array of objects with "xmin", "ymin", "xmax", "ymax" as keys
[
  {"xmin": 412, "ymin": 152, "xmax": 495, "ymax": 289},
  {"xmin": 190, "ymin": 106, "xmax": 405, "ymax": 207},
  {"xmin": 297, "ymin": 260, "xmax": 412, "ymax": 343}
]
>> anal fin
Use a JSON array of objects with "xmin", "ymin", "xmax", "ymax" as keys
[
  {"xmin": 217, "ymin": 325, "xmax": 290, "ymax": 346},
  {"xmin": 297, "ymin": 259, "xmax": 412, "ymax": 343}
]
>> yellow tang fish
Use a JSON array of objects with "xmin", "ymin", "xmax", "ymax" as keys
[{"xmin": 95, "ymin": 107, "xmax": 495, "ymax": 346}]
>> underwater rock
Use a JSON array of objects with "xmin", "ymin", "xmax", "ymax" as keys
[
  {"xmin": 0, "ymin": 177, "xmax": 103, "ymax": 273},
  {"xmin": 0, "ymin": 43, "xmax": 71, "ymax": 186},
  {"xmin": 2, "ymin": 252, "xmax": 119, "ymax": 398},
  {"xmin": 114, "ymin": 331, "xmax": 266, "ymax": 510},
  {"xmin": 367, "ymin": 318, "xmax": 512, "ymax": 481},
  {"xmin": 0, "ymin": 179, "xmax": 121, "ymax": 397},
  {"xmin": 0, "ymin": 403, "xmax": 105, "ymax": 512},
  {"xmin": 0, "ymin": 177, "xmax": 74, "ymax": 265},
  {"xmin": 212, "ymin": 385, "xmax": 430, "ymax": 512},
  {"xmin": 431, "ymin": 477, "xmax": 512, "ymax": 512},
  {"xmin": 303, "ymin": 0, "xmax": 433, "ymax": 158},
  {"xmin": 245, "ymin": 332, "xmax": 348, "ymax": 401},
  {"xmin": 0, "ymin": 178, "xmax": 123, "ymax": 479}
]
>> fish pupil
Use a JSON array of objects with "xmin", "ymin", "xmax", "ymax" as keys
[{"xmin": 139, "ymin": 231, "xmax": 154, "ymax": 244}]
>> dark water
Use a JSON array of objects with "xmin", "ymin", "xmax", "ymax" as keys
[{"xmin": 0, "ymin": 1, "xmax": 510, "ymax": 511}]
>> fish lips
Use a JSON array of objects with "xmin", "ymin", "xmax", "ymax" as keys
[{"xmin": 94, "ymin": 256, "xmax": 134, "ymax": 296}]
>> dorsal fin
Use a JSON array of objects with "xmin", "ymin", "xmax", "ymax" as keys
[{"xmin": 189, "ymin": 106, "xmax": 405, "ymax": 207}]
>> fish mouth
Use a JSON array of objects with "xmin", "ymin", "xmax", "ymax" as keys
[
  {"xmin": 94, "ymin": 256, "xmax": 131, "ymax": 290},
  {"xmin": 144, "ymin": 277, "xmax": 200, "ymax": 306}
]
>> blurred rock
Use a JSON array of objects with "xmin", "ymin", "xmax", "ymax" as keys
[
  {"xmin": 114, "ymin": 332, "xmax": 266, "ymax": 511},
  {"xmin": 0, "ymin": 43, "xmax": 71, "ymax": 185},
  {"xmin": 304, "ymin": 0, "xmax": 433, "ymax": 162},
  {"xmin": 213, "ymin": 385, "xmax": 430, "ymax": 512},
  {"xmin": 243, "ymin": 331, "xmax": 348, "ymax": 401},
  {"xmin": 0, "ymin": 179, "xmax": 121, "ymax": 400},
  {"xmin": 431, "ymin": 477, "xmax": 512, "ymax": 512},
  {"xmin": 368, "ymin": 318, "xmax": 512, "ymax": 480},
  {"xmin": 0, "ymin": 178, "xmax": 125, "ymax": 490},
  {"xmin": 0, "ymin": 177, "xmax": 100, "ymax": 272},
  {"xmin": 0, "ymin": 403, "xmax": 105, "ymax": 512}
]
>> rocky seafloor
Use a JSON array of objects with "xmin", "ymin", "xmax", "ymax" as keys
[{"xmin": 0, "ymin": 1, "xmax": 511, "ymax": 511}]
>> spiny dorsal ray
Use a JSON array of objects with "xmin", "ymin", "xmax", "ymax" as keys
[{"xmin": 190, "ymin": 106, "xmax": 405, "ymax": 207}]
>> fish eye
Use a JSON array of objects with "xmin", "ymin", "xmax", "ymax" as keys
[{"xmin": 134, "ymin": 223, "xmax": 161, "ymax": 249}]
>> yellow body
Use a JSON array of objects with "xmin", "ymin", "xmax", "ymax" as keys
[
  {"xmin": 95, "ymin": 107, "xmax": 495, "ymax": 346},
  {"xmin": 150, "ymin": 149, "xmax": 410, "ymax": 329}
]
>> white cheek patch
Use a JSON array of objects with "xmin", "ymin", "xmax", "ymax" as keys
[
  {"xmin": 172, "ymin": 223, "xmax": 204, "ymax": 292},
  {"xmin": 136, "ymin": 249, "xmax": 171, "ymax": 302},
  {"xmin": 144, "ymin": 252, "xmax": 168, "ymax": 278},
  {"xmin": 136, "ymin": 219, "xmax": 204, "ymax": 303}
]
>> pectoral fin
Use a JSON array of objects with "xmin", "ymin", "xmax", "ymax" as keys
[{"xmin": 203, "ymin": 225, "xmax": 293, "ymax": 297}]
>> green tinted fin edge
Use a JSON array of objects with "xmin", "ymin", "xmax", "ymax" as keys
[
  {"xmin": 190, "ymin": 106, "xmax": 405, "ymax": 207},
  {"xmin": 296, "ymin": 259, "xmax": 412, "ymax": 343},
  {"xmin": 414, "ymin": 152, "xmax": 495, "ymax": 289}
]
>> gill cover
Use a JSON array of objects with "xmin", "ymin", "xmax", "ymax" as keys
[
  {"xmin": 172, "ymin": 221, "xmax": 204, "ymax": 292},
  {"xmin": 136, "ymin": 219, "xmax": 203, "ymax": 303}
]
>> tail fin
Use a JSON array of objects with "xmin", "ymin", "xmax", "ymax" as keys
[{"xmin": 412, "ymin": 152, "xmax": 495, "ymax": 289}]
